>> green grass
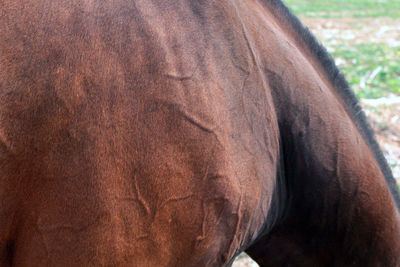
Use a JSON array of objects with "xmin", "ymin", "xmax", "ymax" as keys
[
  {"xmin": 283, "ymin": 0, "xmax": 400, "ymax": 98},
  {"xmin": 330, "ymin": 43, "xmax": 400, "ymax": 98},
  {"xmin": 284, "ymin": 0, "xmax": 400, "ymax": 18}
]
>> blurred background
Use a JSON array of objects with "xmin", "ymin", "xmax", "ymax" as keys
[{"xmin": 233, "ymin": 0, "xmax": 400, "ymax": 265}]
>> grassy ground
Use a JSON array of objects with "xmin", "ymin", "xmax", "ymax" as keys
[
  {"xmin": 284, "ymin": 0, "xmax": 400, "ymax": 18},
  {"xmin": 283, "ymin": 0, "xmax": 400, "ymax": 98},
  {"xmin": 331, "ymin": 42, "xmax": 400, "ymax": 98}
]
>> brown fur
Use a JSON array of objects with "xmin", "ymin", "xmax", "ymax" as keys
[{"xmin": 0, "ymin": 0, "xmax": 399, "ymax": 266}]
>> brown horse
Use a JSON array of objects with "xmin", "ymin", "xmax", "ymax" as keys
[{"xmin": 1, "ymin": 0, "xmax": 399, "ymax": 266}]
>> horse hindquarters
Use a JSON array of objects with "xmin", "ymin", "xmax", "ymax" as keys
[{"xmin": 245, "ymin": 58, "xmax": 400, "ymax": 267}]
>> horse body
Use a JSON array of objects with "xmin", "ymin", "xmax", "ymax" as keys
[{"xmin": 0, "ymin": 0, "xmax": 399, "ymax": 266}]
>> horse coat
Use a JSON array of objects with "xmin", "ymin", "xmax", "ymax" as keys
[{"xmin": 1, "ymin": 0, "xmax": 399, "ymax": 266}]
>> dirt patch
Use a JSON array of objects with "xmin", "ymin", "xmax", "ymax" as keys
[
  {"xmin": 301, "ymin": 17, "xmax": 400, "ymax": 47},
  {"xmin": 362, "ymin": 98, "xmax": 400, "ymax": 181}
]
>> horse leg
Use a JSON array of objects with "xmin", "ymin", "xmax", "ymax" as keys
[{"xmin": 244, "ymin": 75, "xmax": 400, "ymax": 266}]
